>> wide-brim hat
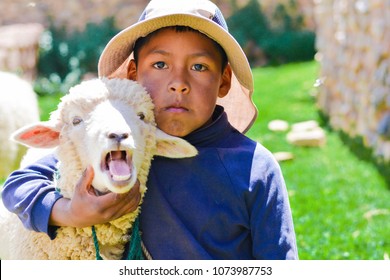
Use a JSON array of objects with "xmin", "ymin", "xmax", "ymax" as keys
[{"xmin": 98, "ymin": 0, "xmax": 257, "ymax": 133}]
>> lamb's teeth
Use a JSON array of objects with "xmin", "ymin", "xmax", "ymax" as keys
[{"xmin": 112, "ymin": 174, "xmax": 131, "ymax": 182}]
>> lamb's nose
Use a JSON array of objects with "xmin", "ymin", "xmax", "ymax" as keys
[{"xmin": 108, "ymin": 132, "xmax": 129, "ymax": 142}]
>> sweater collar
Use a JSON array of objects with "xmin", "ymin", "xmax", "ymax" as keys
[{"xmin": 183, "ymin": 105, "xmax": 235, "ymax": 147}]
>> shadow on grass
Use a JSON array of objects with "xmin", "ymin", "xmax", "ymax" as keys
[{"xmin": 319, "ymin": 111, "xmax": 390, "ymax": 189}]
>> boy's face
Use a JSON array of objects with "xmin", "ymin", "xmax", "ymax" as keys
[{"xmin": 128, "ymin": 28, "xmax": 232, "ymax": 137}]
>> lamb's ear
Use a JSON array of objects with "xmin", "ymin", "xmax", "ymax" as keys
[
  {"xmin": 11, "ymin": 122, "xmax": 60, "ymax": 148},
  {"xmin": 155, "ymin": 129, "xmax": 198, "ymax": 158}
]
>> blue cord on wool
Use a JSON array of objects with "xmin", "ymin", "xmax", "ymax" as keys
[
  {"xmin": 91, "ymin": 225, "xmax": 103, "ymax": 260},
  {"xmin": 126, "ymin": 217, "xmax": 144, "ymax": 260}
]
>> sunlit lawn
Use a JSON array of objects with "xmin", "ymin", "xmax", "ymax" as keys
[{"xmin": 247, "ymin": 61, "xmax": 390, "ymax": 260}]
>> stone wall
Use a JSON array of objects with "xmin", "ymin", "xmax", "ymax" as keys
[
  {"xmin": 1, "ymin": 0, "xmax": 315, "ymax": 31},
  {"xmin": 0, "ymin": 23, "xmax": 43, "ymax": 81},
  {"xmin": 0, "ymin": 0, "xmax": 149, "ymax": 31},
  {"xmin": 314, "ymin": 0, "xmax": 390, "ymax": 161}
]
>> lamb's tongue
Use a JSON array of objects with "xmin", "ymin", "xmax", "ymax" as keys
[{"xmin": 108, "ymin": 152, "xmax": 131, "ymax": 181}]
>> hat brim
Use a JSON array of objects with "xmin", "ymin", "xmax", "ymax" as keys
[{"xmin": 98, "ymin": 14, "xmax": 257, "ymax": 133}]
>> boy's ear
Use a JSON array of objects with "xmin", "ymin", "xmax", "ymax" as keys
[
  {"xmin": 154, "ymin": 129, "xmax": 198, "ymax": 159},
  {"xmin": 218, "ymin": 64, "xmax": 232, "ymax": 98},
  {"xmin": 127, "ymin": 59, "xmax": 137, "ymax": 80},
  {"xmin": 11, "ymin": 122, "xmax": 60, "ymax": 148}
]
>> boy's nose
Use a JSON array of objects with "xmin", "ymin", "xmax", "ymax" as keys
[
  {"xmin": 169, "ymin": 83, "xmax": 189, "ymax": 95},
  {"xmin": 169, "ymin": 69, "xmax": 190, "ymax": 95}
]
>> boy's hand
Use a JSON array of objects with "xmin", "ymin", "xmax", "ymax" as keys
[{"xmin": 50, "ymin": 166, "xmax": 141, "ymax": 228}]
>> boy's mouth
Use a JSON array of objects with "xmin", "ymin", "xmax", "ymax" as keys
[{"xmin": 165, "ymin": 105, "xmax": 189, "ymax": 113}]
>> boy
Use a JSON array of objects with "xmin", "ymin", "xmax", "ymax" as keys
[{"xmin": 2, "ymin": 0, "xmax": 298, "ymax": 259}]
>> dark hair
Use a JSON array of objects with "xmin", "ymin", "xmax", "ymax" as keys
[{"xmin": 133, "ymin": 26, "xmax": 228, "ymax": 71}]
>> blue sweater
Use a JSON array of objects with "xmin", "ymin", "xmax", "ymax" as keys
[{"xmin": 2, "ymin": 106, "xmax": 298, "ymax": 259}]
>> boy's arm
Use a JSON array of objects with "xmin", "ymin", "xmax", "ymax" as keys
[
  {"xmin": 2, "ymin": 154, "xmax": 62, "ymax": 238},
  {"xmin": 249, "ymin": 144, "xmax": 298, "ymax": 260},
  {"xmin": 2, "ymin": 154, "xmax": 142, "ymax": 237}
]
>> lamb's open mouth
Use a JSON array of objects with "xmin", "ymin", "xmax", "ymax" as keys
[{"xmin": 104, "ymin": 150, "xmax": 133, "ymax": 183}]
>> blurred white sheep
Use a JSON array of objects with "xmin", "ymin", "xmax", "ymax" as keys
[{"xmin": 0, "ymin": 71, "xmax": 40, "ymax": 179}]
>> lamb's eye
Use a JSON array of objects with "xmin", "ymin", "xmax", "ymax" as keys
[
  {"xmin": 72, "ymin": 116, "xmax": 83, "ymax": 126},
  {"xmin": 137, "ymin": 112, "xmax": 145, "ymax": 120}
]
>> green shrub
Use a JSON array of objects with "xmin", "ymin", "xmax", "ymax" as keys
[
  {"xmin": 262, "ymin": 30, "xmax": 316, "ymax": 65},
  {"xmin": 227, "ymin": 0, "xmax": 316, "ymax": 66},
  {"xmin": 227, "ymin": 0, "xmax": 270, "ymax": 47},
  {"xmin": 36, "ymin": 17, "xmax": 120, "ymax": 96}
]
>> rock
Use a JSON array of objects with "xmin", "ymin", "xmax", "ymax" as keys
[
  {"xmin": 268, "ymin": 119, "xmax": 289, "ymax": 132},
  {"xmin": 287, "ymin": 127, "xmax": 326, "ymax": 147},
  {"xmin": 273, "ymin": 151, "xmax": 294, "ymax": 162},
  {"xmin": 291, "ymin": 120, "xmax": 319, "ymax": 132},
  {"xmin": 286, "ymin": 120, "xmax": 326, "ymax": 147}
]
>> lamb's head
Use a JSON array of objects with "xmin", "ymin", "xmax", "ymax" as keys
[{"xmin": 12, "ymin": 78, "xmax": 198, "ymax": 195}]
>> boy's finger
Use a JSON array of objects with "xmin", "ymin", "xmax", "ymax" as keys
[
  {"xmin": 75, "ymin": 165, "xmax": 95, "ymax": 194},
  {"xmin": 98, "ymin": 182, "xmax": 141, "ymax": 209},
  {"xmin": 125, "ymin": 187, "xmax": 142, "ymax": 212}
]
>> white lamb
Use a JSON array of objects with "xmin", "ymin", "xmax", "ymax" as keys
[
  {"xmin": 0, "ymin": 71, "xmax": 40, "ymax": 180},
  {"xmin": 0, "ymin": 78, "xmax": 197, "ymax": 259}
]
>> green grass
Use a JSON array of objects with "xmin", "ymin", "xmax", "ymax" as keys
[
  {"xmin": 246, "ymin": 61, "xmax": 390, "ymax": 260},
  {"xmin": 38, "ymin": 93, "xmax": 63, "ymax": 121}
]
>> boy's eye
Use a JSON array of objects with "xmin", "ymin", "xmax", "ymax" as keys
[
  {"xmin": 153, "ymin": 61, "xmax": 167, "ymax": 69},
  {"xmin": 192, "ymin": 64, "xmax": 207, "ymax": 72}
]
